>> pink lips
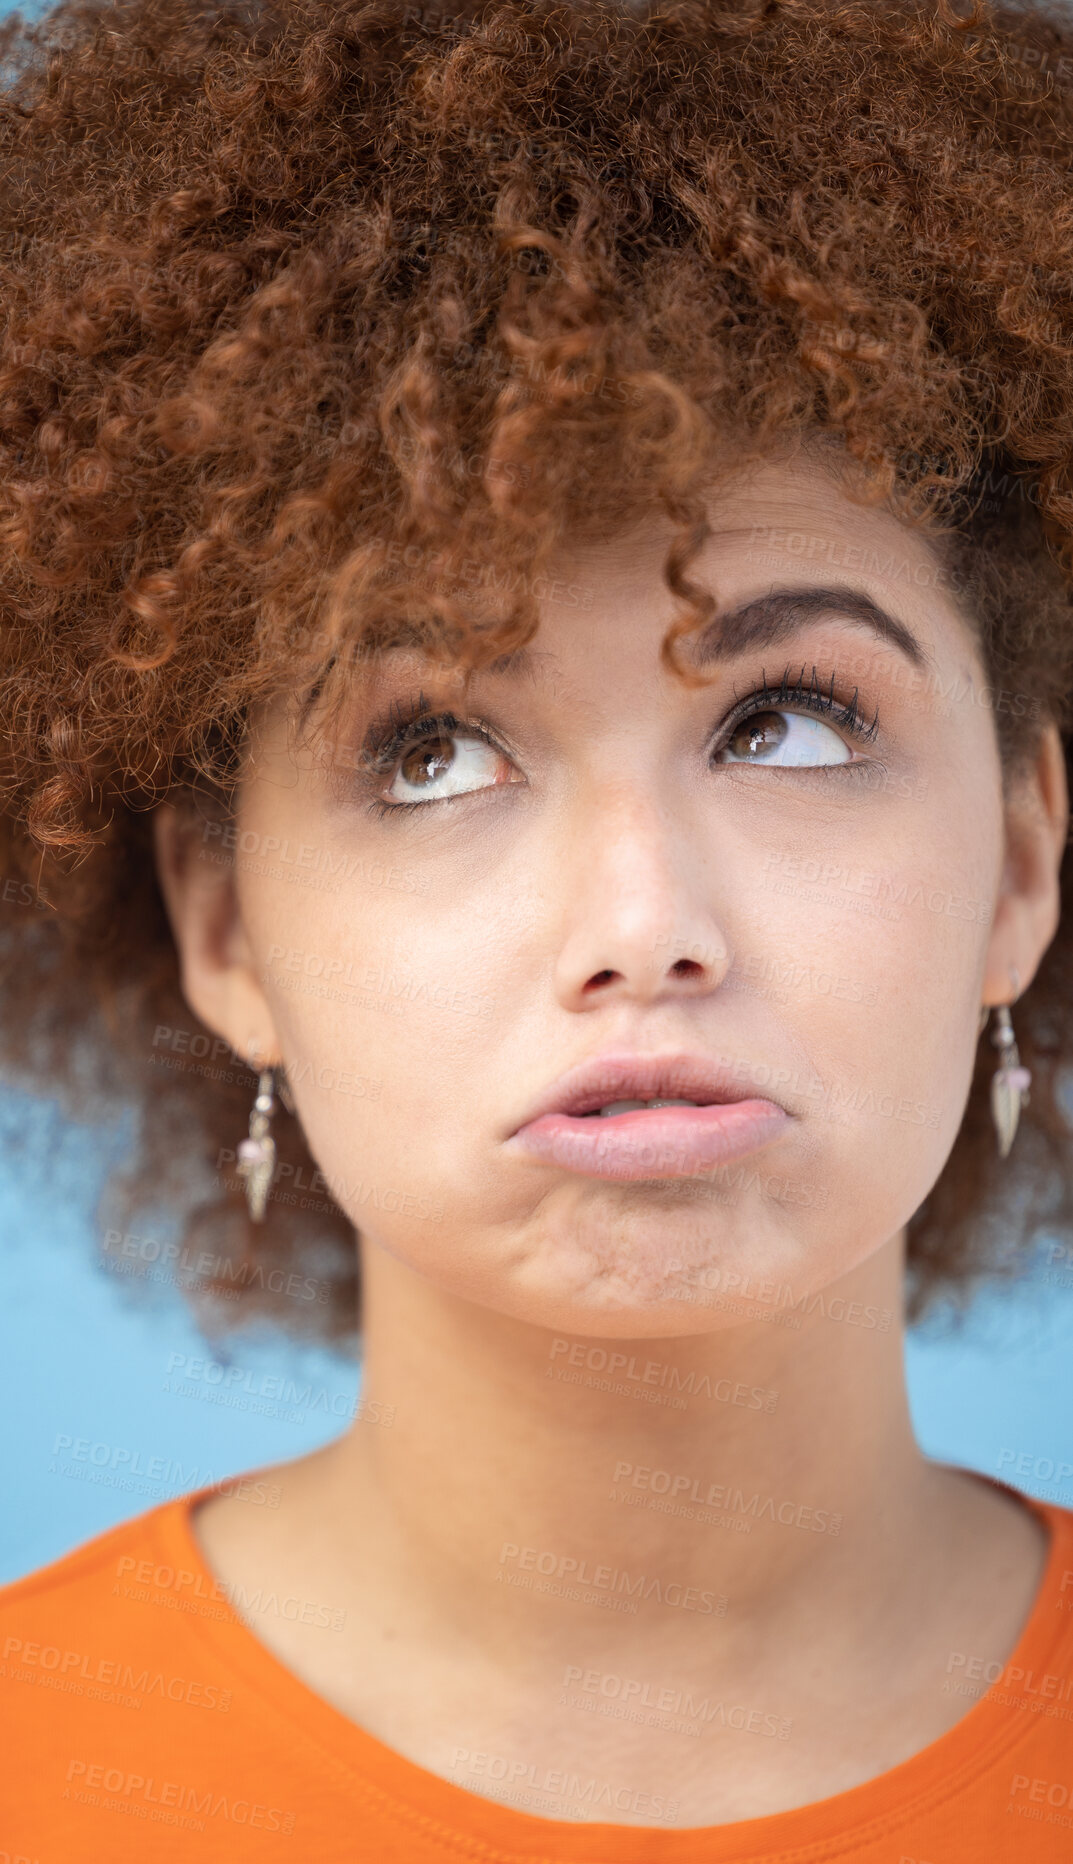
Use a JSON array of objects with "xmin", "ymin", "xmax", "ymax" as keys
[{"xmin": 507, "ymin": 1099, "xmax": 790, "ymax": 1182}]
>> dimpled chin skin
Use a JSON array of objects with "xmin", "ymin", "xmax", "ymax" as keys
[{"xmin": 232, "ymin": 459, "xmax": 1005, "ymax": 1342}]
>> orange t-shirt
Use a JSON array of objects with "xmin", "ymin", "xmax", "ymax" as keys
[{"xmin": 2, "ymin": 1480, "xmax": 1073, "ymax": 1860}]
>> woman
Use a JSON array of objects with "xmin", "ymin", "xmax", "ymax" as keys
[{"xmin": 1, "ymin": 0, "xmax": 1072, "ymax": 1853}]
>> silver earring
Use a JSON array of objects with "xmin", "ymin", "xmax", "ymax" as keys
[
  {"xmin": 236, "ymin": 1065, "xmax": 292, "ymax": 1221},
  {"xmin": 988, "ymin": 1004, "xmax": 1031, "ymax": 1160}
]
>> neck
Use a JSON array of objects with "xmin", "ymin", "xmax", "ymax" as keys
[{"xmin": 314, "ymin": 1230, "xmax": 944, "ymax": 1665}]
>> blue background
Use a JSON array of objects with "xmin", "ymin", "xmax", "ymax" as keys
[{"xmin": 3, "ymin": 1079, "xmax": 1073, "ymax": 1583}]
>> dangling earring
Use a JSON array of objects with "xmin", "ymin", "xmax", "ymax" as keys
[
  {"xmin": 236, "ymin": 1064, "xmax": 292, "ymax": 1222},
  {"xmin": 988, "ymin": 1003, "xmax": 1031, "ymax": 1160}
]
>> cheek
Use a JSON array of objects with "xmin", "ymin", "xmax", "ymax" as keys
[
  {"xmin": 249, "ymin": 881, "xmax": 502, "ymax": 1227},
  {"xmin": 724, "ymin": 774, "xmax": 1000, "ymax": 1213},
  {"xmin": 761, "ymin": 823, "xmax": 996, "ymax": 1215}
]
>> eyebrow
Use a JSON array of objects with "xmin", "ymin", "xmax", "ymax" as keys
[
  {"xmin": 687, "ymin": 583, "xmax": 933, "ymax": 672},
  {"xmin": 302, "ymin": 580, "xmax": 933, "ymax": 720},
  {"xmin": 482, "ymin": 583, "xmax": 934, "ymax": 678}
]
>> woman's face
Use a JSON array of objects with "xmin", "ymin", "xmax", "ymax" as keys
[{"xmin": 170, "ymin": 452, "xmax": 1065, "ymax": 1336}]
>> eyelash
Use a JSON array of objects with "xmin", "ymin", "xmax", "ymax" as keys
[
  {"xmin": 357, "ymin": 692, "xmax": 500, "ymax": 819},
  {"xmin": 356, "ymin": 665, "xmax": 881, "ymax": 819}
]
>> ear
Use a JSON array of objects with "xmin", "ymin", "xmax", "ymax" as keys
[
  {"xmin": 981, "ymin": 721, "xmax": 1070, "ymax": 1005},
  {"xmin": 152, "ymin": 801, "xmax": 282, "ymax": 1071}
]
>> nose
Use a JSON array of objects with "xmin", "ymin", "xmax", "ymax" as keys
[{"xmin": 551, "ymin": 777, "xmax": 731, "ymax": 1009}]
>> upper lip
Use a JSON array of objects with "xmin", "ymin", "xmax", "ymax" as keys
[{"xmin": 508, "ymin": 1049, "xmax": 780, "ymax": 1133}]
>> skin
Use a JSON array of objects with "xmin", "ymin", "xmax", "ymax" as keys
[{"xmin": 153, "ymin": 446, "xmax": 1069, "ymax": 1826}]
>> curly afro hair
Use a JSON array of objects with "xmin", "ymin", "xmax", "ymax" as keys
[{"xmin": 2, "ymin": 0, "xmax": 1073, "ymax": 1348}]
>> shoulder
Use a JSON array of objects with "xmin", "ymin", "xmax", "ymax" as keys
[
  {"xmin": 1036, "ymin": 1497, "xmax": 1073, "ymax": 1614},
  {"xmin": 0, "ymin": 1466, "xmax": 291, "ymax": 1632},
  {"xmin": 0, "ymin": 1491, "xmax": 286, "ymax": 1849},
  {"xmin": 972, "ymin": 1485, "xmax": 1073, "ymax": 1639},
  {"xmin": 0, "ymin": 1492, "xmax": 205, "ymax": 1626},
  {"xmin": 0, "ymin": 1489, "xmax": 237, "ymax": 1728},
  {"xmin": 994, "ymin": 1496, "xmax": 1073, "ymax": 1731}
]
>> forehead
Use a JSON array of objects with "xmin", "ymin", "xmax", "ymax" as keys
[
  {"xmin": 266, "ymin": 450, "xmax": 991, "ymax": 779},
  {"xmin": 353, "ymin": 452, "xmax": 975, "ymax": 700},
  {"xmin": 556, "ymin": 451, "xmax": 956, "ymax": 589}
]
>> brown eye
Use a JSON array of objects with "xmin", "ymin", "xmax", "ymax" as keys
[
  {"xmin": 398, "ymin": 736, "xmax": 455, "ymax": 791},
  {"xmin": 384, "ymin": 727, "xmax": 514, "ymax": 805},
  {"xmin": 727, "ymin": 711, "xmax": 788, "ymax": 760},
  {"xmin": 714, "ymin": 708, "xmax": 852, "ymax": 768}
]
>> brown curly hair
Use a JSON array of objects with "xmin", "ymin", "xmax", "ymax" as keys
[{"xmin": 2, "ymin": 0, "xmax": 1073, "ymax": 1348}]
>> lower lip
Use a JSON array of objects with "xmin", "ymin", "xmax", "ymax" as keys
[{"xmin": 507, "ymin": 1100, "xmax": 790, "ymax": 1181}]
